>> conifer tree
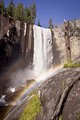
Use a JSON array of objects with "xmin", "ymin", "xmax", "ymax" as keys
[
  {"xmin": 14, "ymin": 3, "xmax": 24, "ymax": 21},
  {"xmin": 29, "ymin": 3, "xmax": 36, "ymax": 24},
  {"xmin": 38, "ymin": 19, "xmax": 41, "ymax": 27},
  {"xmin": 24, "ymin": 8, "xmax": 31, "ymax": 23},
  {"xmin": 49, "ymin": 19, "xmax": 54, "ymax": 29},
  {"xmin": 7, "ymin": 0, "xmax": 15, "ymax": 17},
  {"xmin": 0, "ymin": 0, "xmax": 4, "ymax": 14}
]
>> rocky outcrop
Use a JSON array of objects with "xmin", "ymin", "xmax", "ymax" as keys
[
  {"xmin": 36, "ymin": 65, "xmax": 80, "ymax": 120},
  {"xmin": 0, "ymin": 15, "xmax": 34, "ymax": 71},
  {"xmin": 0, "ymin": 19, "xmax": 21, "ymax": 70},
  {"xmin": 52, "ymin": 19, "xmax": 80, "ymax": 66},
  {"xmin": 0, "ymin": 15, "xmax": 10, "ymax": 39}
]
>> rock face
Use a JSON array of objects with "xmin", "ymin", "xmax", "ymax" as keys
[
  {"xmin": 52, "ymin": 19, "xmax": 80, "ymax": 67},
  {"xmin": 0, "ymin": 15, "xmax": 80, "ymax": 70},
  {"xmin": 52, "ymin": 25, "xmax": 66, "ymax": 66},
  {"xmin": 0, "ymin": 16, "xmax": 34, "ymax": 96},
  {"xmin": 36, "ymin": 67, "xmax": 80, "ymax": 120},
  {"xmin": 0, "ymin": 24, "xmax": 21, "ymax": 68},
  {"xmin": 0, "ymin": 15, "xmax": 34, "ymax": 71},
  {"xmin": 0, "ymin": 15, "xmax": 10, "ymax": 39}
]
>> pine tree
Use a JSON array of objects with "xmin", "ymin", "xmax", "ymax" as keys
[
  {"xmin": 0, "ymin": 0, "xmax": 4, "ymax": 14},
  {"xmin": 49, "ymin": 19, "xmax": 54, "ymax": 29},
  {"xmin": 29, "ymin": 3, "xmax": 36, "ymax": 24},
  {"xmin": 7, "ymin": 0, "xmax": 15, "ymax": 17},
  {"xmin": 24, "ymin": 8, "xmax": 31, "ymax": 23},
  {"xmin": 38, "ymin": 19, "xmax": 41, "ymax": 27},
  {"xmin": 14, "ymin": 3, "xmax": 24, "ymax": 21}
]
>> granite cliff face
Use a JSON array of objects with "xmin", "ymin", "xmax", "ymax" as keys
[
  {"xmin": 0, "ymin": 15, "xmax": 34, "ymax": 71},
  {"xmin": 52, "ymin": 19, "xmax": 80, "ymax": 67},
  {"xmin": 0, "ymin": 15, "xmax": 80, "ymax": 70}
]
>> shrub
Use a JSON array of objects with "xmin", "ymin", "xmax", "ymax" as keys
[
  {"xmin": 20, "ymin": 94, "xmax": 42, "ymax": 120},
  {"xmin": 64, "ymin": 61, "xmax": 80, "ymax": 68}
]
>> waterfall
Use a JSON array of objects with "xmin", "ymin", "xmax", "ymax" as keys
[
  {"xmin": 9, "ymin": 25, "xmax": 54, "ymax": 86},
  {"xmin": 33, "ymin": 25, "xmax": 53, "ymax": 74},
  {"xmin": 24, "ymin": 23, "xmax": 26, "ymax": 36}
]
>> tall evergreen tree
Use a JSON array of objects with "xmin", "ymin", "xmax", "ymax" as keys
[
  {"xmin": 7, "ymin": 0, "xmax": 15, "ymax": 17},
  {"xmin": 38, "ymin": 19, "xmax": 41, "ymax": 27},
  {"xmin": 48, "ymin": 19, "xmax": 54, "ymax": 29},
  {"xmin": 0, "ymin": 1, "xmax": 36, "ymax": 24},
  {"xmin": 14, "ymin": 3, "xmax": 24, "ymax": 21},
  {"xmin": 29, "ymin": 3, "xmax": 36, "ymax": 24},
  {"xmin": 0, "ymin": 0, "xmax": 4, "ymax": 14},
  {"xmin": 24, "ymin": 7, "xmax": 31, "ymax": 23}
]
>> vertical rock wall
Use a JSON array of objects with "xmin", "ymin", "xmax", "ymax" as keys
[
  {"xmin": 52, "ymin": 19, "xmax": 80, "ymax": 66},
  {"xmin": 0, "ymin": 16, "xmax": 34, "ymax": 69},
  {"xmin": 15, "ymin": 20, "xmax": 34, "ymax": 66},
  {"xmin": 0, "ymin": 15, "xmax": 80, "ymax": 68},
  {"xmin": 52, "ymin": 25, "xmax": 67, "ymax": 66},
  {"xmin": 0, "ymin": 15, "xmax": 10, "ymax": 39},
  {"xmin": 69, "ymin": 20, "xmax": 80, "ymax": 60}
]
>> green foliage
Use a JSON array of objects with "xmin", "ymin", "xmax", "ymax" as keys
[
  {"xmin": 29, "ymin": 3, "xmax": 36, "ymax": 24},
  {"xmin": 14, "ymin": 3, "xmax": 24, "ymax": 21},
  {"xmin": 38, "ymin": 19, "xmax": 41, "ymax": 26},
  {"xmin": 7, "ymin": 0, "xmax": 15, "ymax": 17},
  {"xmin": 24, "ymin": 7, "xmax": 31, "ymax": 23},
  {"xmin": 64, "ymin": 61, "xmax": 80, "ymax": 68},
  {"xmin": 0, "ymin": 1, "xmax": 36, "ymax": 23},
  {"xmin": 0, "ymin": 0, "xmax": 5, "ymax": 14},
  {"xmin": 6, "ymin": 2, "xmax": 36, "ymax": 23},
  {"xmin": 20, "ymin": 94, "xmax": 42, "ymax": 120}
]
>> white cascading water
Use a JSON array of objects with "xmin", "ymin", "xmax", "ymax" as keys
[
  {"xmin": 8, "ymin": 25, "xmax": 63, "ymax": 106},
  {"xmin": 33, "ymin": 25, "xmax": 53, "ymax": 75},
  {"xmin": 24, "ymin": 23, "xmax": 26, "ymax": 36},
  {"xmin": 10, "ymin": 24, "xmax": 63, "ymax": 87}
]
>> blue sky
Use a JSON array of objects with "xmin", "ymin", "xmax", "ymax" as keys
[{"xmin": 5, "ymin": 0, "xmax": 80, "ymax": 27}]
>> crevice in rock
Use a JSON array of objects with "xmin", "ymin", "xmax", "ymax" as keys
[{"xmin": 52, "ymin": 75, "xmax": 80, "ymax": 120}]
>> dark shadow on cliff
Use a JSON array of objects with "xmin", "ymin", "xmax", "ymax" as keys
[
  {"xmin": 0, "ymin": 20, "xmax": 33, "ymax": 96},
  {"xmin": 0, "ymin": 33, "xmax": 22, "ymax": 73},
  {"xmin": 52, "ymin": 31, "xmax": 61, "ymax": 67}
]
